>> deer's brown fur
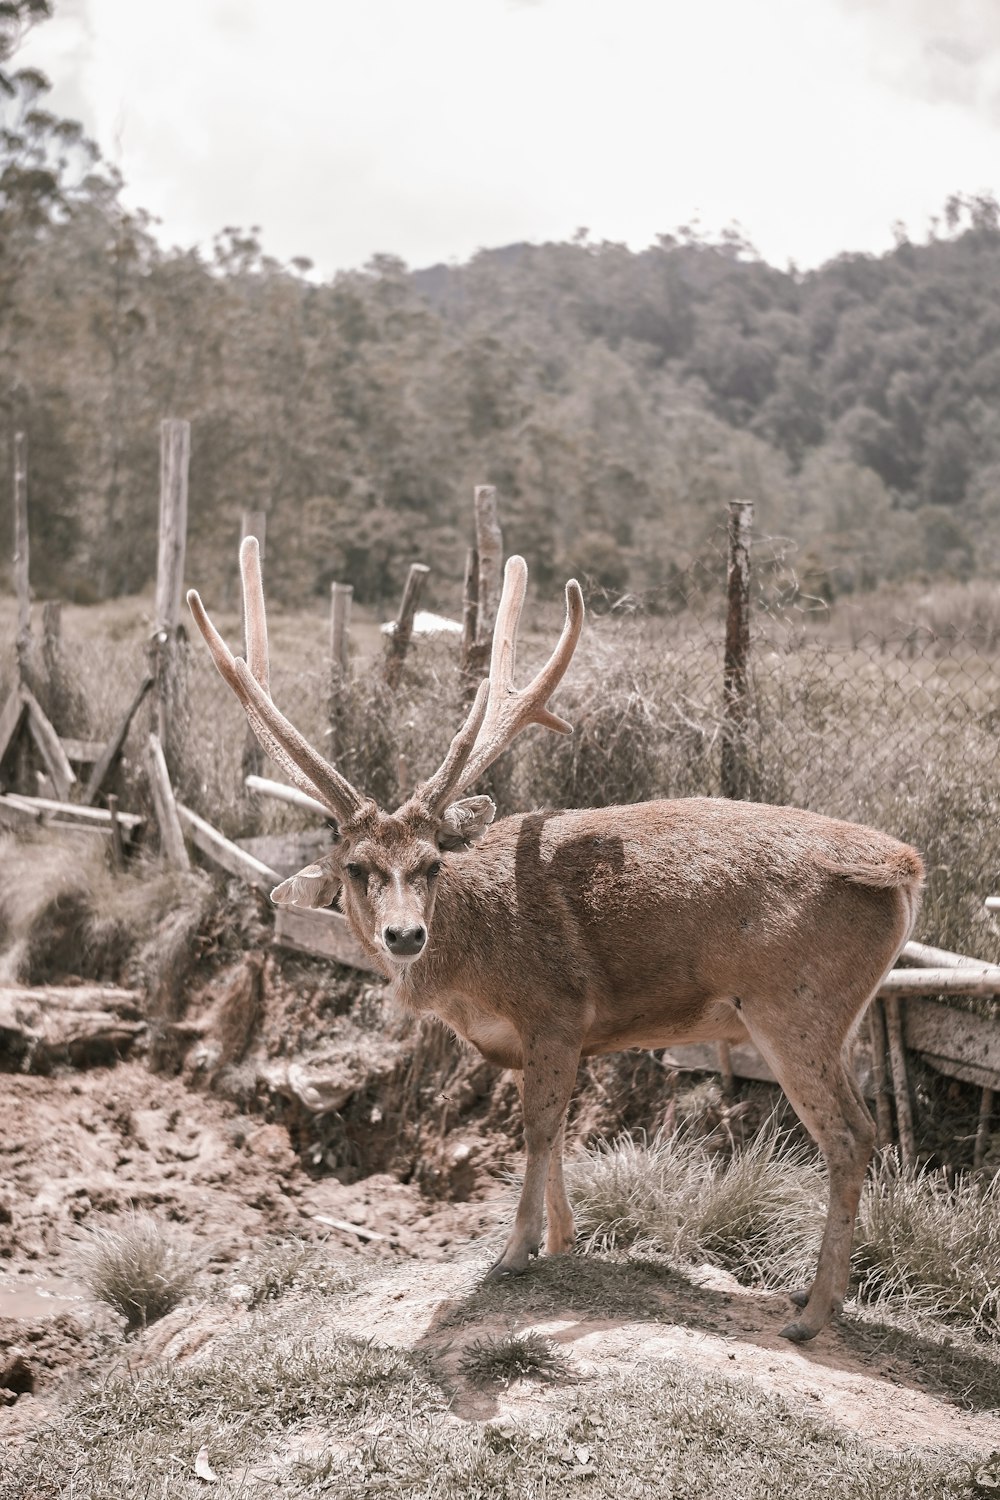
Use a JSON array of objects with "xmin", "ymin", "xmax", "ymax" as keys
[{"xmin": 188, "ymin": 540, "xmax": 924, "ymax": 1343}]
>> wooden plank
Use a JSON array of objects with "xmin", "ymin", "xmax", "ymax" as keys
[
  {"xmin": 244, "ymin": 774, "xmax": 330, "ymax": 819},
  {"xmin": 177, "ymin": 803, "xmax": 277, "ymax": 890},
  {"xmin": 0, "ymin": 687, "xmax": 28, "ymax": 769},
  {"xmin": 273, "ymin": 905, "xmax": 379, "ymax": 974},
  {"xmin": 904, "ymin": 998, "xmax": 1000, "ymax": 1090},
  {"xmin": 235, "ymin": 829, "xmax": 331, "ymax": 876},
  {"xmin": 659, "ymin": 1040, "xmax": 777, "ymax": 1085},
  {"xmin": 879, "ymin": 967, "xmax": 1000, "ymax": 997},
  {"xmin": 0, "ymin": 792, "xmax": 142, "ymax": 832},
  {"xmin": 82, "ymin": 674, "xmax": 153, "ymax": 805},
  {"xmin": 21, "ymin": 686, "xmax": 76, "ymax": 801},
  {"xmin": 147, "ymin": 733, "xmax": 190, "ymax": 870},
  {"xmin": 61, "ymin": 737, "xmax": 107, "ymax": 765}
]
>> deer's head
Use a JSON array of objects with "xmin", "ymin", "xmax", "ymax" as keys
[{"xmin": 187, "ymin": 540, "xmax": 583, "ymax": 968}]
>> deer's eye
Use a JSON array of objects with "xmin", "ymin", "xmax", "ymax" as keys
[
  {"xmin": 427, "ymin": 860, "xmax": 442, "ymax": 880},
  {"xmin": 346, "ymin": 863, "xmax": 366, "ymax": 882}
]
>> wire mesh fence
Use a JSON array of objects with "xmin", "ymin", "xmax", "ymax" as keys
[{"xmin": 1, "ymin": 516, "xmax": 998, "ymax": 959}]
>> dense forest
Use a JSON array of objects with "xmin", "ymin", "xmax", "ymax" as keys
[{"xmin": 3, "ymin": 3, "xmax": 1000, "ymax": 611}]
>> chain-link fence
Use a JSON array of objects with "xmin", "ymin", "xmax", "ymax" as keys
[{"xmin": 2, "ymin": 514, "xmax": 998, "ymax": 959}]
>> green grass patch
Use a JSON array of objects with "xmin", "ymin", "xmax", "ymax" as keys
[{"xmin": 458, "ymin": 1329, "xmax": 573, "ymax": 1387}]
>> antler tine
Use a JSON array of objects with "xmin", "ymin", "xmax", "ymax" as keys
[
  {"xmin": 450, "ymin": 557, "xmax": 585, "ymax": 800},
  {"xmin": 240, "ymin": 535, "xmax": 269, "ymax": 692},
  {"xmin": 416, "ymin": 678, "xmax": 490, "ymax": 817},
  {"xmin": 187, "ymin": 554, "xmax": 367, "ymax": 824}
]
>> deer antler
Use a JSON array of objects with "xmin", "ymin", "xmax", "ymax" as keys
[
  {"xmin": 416, "ymin": 556, "xmax": 584, "ymax": 813},
  {"xmin": 187, "ymin": 537, "xmax": 367, "ymax": 823}
]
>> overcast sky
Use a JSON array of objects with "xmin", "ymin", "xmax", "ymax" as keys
[{"xmin": 19, "ymin": 0, "xmax": 1000, "ymax": 275}]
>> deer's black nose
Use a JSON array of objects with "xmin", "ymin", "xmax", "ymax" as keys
[{"xmin": 384, "ymin": 924, "xmax": 426, "ymax": 957}]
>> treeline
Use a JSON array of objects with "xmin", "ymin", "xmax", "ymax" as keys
[{"xmin": 2, "ymin": 11, "xmax": 1000, "ymax": 610}]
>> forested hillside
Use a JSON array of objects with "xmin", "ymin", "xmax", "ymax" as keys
[{"xmin": 2, "ymin": 7, "xmax": 1000, "ymax": 610}]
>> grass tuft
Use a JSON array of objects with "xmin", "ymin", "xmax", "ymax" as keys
[
  {"xmin": 854, "ymin": 1154, "xmax": 1000, "ymax": 1332},
  {"xmin": 565, "ymin": 1120, "xmax": 824, "ymax": 1291},
  {"xmin": 458, "ymin": 1329, "xmax": 573, "ymax": 1387},
  {"xmin": 228, "ymin": 1237, "xmax": 362, "ymax": 1310},
  {"xmin": 74, "ymin": 1212, "xmax": 199, "ymax": 1331}
]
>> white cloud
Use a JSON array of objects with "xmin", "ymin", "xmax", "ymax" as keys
[{"xmin": 18, "ymin": 0, "xmax": 1000, "ymax": 273}]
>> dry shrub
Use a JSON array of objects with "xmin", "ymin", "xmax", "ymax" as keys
[
  {"xmin": 0, "ymin": 829, "xmax": 216, "ymax": 990},
  {"xmin": 75, "ymin": 1212, "xmax": 199, "ymax": 1331},
  {"xmin": 854, "ymin": 1155, "xmax": 1000, "ymax": 1332}
]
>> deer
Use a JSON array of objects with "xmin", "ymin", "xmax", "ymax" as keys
[{"xmin": 187, "ymin": 537, "xmax": 924, "ymax": 1343}]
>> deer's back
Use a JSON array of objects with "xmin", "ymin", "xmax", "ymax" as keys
[{"xmin": 417, "ymin": 798, "xmax": 922, "ymax": 1047}]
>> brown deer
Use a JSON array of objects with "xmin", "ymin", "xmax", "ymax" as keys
[{"xmin": 188, "ymin": 538, "xmax": 923, "ymax": 1342}]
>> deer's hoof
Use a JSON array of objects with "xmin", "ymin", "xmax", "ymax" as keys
[
  {"xmin": 483, "ymin": 1256, "xmax": 530, "ymax": 1283},
  {"xmin": 780, "ymin": 1319, "xmax": 821, "ymax": 1343},
  {"xmin": 788, "ymin": 1287, "xmax": 810, "ymax": 1309}
]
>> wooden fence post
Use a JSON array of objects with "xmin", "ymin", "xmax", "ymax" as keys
[
  {"xmin": 461, "ymin": 546, "xmax": 479, "ymax": 671},
  {"xmin": 13, "ymin": 431, "xmax": 30, "ymax": 682},
  {"xmin": 475, "ymin": 485, "xmax": 502, "ymax": 651},
  {"xmin": 720, "ymin": 499, "xmax": 753, "ymax": 801},
  {"xmin": 384, "ymin": 563, "xmax": 429, "ymax": 689},
  {"xmin": 150, "ymin": 419, "xmax": 190, "ymax": 753},
  {"xmin": 329, "ymin": 582, "xmax": 353, "ymax": 675}
]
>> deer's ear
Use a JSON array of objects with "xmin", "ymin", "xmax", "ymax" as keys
[
  {"xmin": 271, "ymin": 854, "xmax": 342, "ymax": 909},
  {"xmin": 437, "ymin": 795, "xmax": 496, "ymax": 851}
]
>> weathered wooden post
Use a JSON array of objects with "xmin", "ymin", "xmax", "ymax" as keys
[
  {"xmin": 461, "ymin": 545, "xmax": 479, "ymax": 672},
  {"xmin": 150, "ymin": 418, "xmax": 190, "ymax": 756},
  {"xmin": 883, "ymin": 995, "xmax": 917, "ymax": 1167},
  {"xmin": 329, "ymin": 582, "xmax": 353, "ymax": 676},
  {"xmin": 720, "ymin": 499, "xmax": 753, "ymax": 801},
  {"xmin": 475, "ymin": 486, "xmax": 503, "ymax": 646},
  {"xmin": 384, "ymin": 563, "xmax": 430, "ymax": 689},
  {"xmin": 13, "ymin": 431, "xmax": 30, "ymax": 682},
  {"xmin": 240, "ymin": 510, "xmax": 267, "ymax": 779},
  {"xmin": 461, "ymin": 487, "xmax": 503, "ymax": 683}
]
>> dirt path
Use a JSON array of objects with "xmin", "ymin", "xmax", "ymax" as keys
[{"xmin": 1, "ymin": 1061, "xmax": 996, "ymax": 1461}]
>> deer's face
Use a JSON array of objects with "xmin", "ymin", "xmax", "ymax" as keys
[{"xmin": 271, "ymin": 796, "xmax": 495, "ymax": 966}]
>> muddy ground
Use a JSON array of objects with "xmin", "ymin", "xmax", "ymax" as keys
[{"xmin": 1, "ymin": 1047, "xmax": 998, "ymax": 1465}]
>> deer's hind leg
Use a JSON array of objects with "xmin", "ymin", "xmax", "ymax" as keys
[{"xmin": 743, "ymin": 1006, "xmax": 876, "ymax": 1343}]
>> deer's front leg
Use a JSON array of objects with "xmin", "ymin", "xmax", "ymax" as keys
[{"xmin": 486, "ymin": 1038, "xmax": 580, "ymax": 1280}]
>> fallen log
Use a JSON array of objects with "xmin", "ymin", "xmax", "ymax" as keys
[{"xmin": 0, "ymin": 984, "xmax": 145, "ymax": 1069}]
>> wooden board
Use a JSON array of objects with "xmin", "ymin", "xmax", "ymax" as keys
[
  {"xmin": 147, "ymin": 734, "xmax": 190, "ymax": 871},
  {"xmin": 904, "ymin": 999, "xmax": 1000, "ymax": 1090},
  {"xmin": 0, "ymin": 687, "xmax": 27, "ymax": 770},
  {"xmin": 0, "ymin": 793, "xmax": 142, "ymax": 833},
  {"xmin": 660, "ymin": 1041, "xmax": 777, "ymax": 1085},
  {"xmin": 21, "ymin": 686, "xmax": 76, "ymax": 801},
  {"xmin": 177, "ymin": 803, "xmax": 277, "ymax": 890},
  {"xmin": 236, "ymin": 829, "xmax": 331, "ymax": 876},
  {"xmin": 83, "ymin": 673, "xmax": 153, "ymax": 805},
  {"xmin": 273, "ymin": 906, "xmax": 380, "ymax": 974},
  {"xmin": 61, "ymin": 737, "xmax": 107, "ymax": 765}
]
